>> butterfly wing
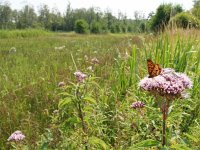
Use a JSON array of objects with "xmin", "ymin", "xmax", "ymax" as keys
[
  {"xmin": 147, "ymin": 59, "xmax": 155, "ymax": 77},
  {"xmin": 151, "ymin": 64, "xmax": 161, "ymax": 77},
  {"xmin": 147, "ymin": 59, "xmax": 161, "ymax": 78}
]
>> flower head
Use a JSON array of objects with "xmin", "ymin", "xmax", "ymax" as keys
[
  {"xmin": 9, "ymin": 47, "xmax": 17, "ymax": 53},
  {"xmin": 139, "ymin": 68, "xmax": 192, "ymax": 98},
  {"xmin": 87, "ymin": 66, "xmax": 93, "ymax": 71},
  {"xmin": 131, "ymin": 101, "xmax": 145, "ymax": 109},
  {"xmin": 58, "ymin": 81, "xmax": 65, "ymax": 87},
  {"xmin": 74, "ymin": 71, "xmax": 87, "ymax": 82},
  {"xmin": 91, "ymin": 57, "xmax": 99, "ymax": 64},
  {"xmin": 7, "ymin": 130, "xmax": 25, "ymax": 142}
]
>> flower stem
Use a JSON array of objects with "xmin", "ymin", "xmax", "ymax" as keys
[
  {"xmin": 162, "ymin": 110, "xmax": 166, "ymax": 147},
  {"xmin": 162, "ymin": 98, "xmax": 169, "ymax": 147},
  {"xmin": 75, "ymin": 85, "xmax": 88, "ymax": 150}
]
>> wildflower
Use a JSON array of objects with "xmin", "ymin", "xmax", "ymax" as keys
[
  {"xmin": 131, "ymin": 101, "xmax": 145, "ymax": 109},
  {"xmin": 54, "ymin": 45, "xmax": 65, "ymax": 50},
  {"xmin": 7, "ymin": 131, "xmax": 25, "ymax": 142},
  {"xmin": 87, "ymin": 66, "xmax": 93, "ymax": 71},
  {"xmin": 58, "ymin": 81, "xmax": 65, "ymax": 87},
  {"xmin": 53, "ymin": 109, "xmax": 59, "ymax": 114},
  {"xmin": 9, "ymin": 47, "xmax": 16, "ymax": 53},
  {"xmin": 139, "ymin": 67, "xmax": 192, "ymax": 147},
  {"xmin": 139, "ymin": 68, "xmax": 192, "ymax": 99},
  {"xmin": 84, "ymin": 55, "xmax": 88, "ymax": 61},
  {"xmin": 91, "ymin": 57, "xmax": 99, "ymax": 64},
  {"xmin": 74, "ymin": 71, "xmax": 87, "ymax": 82}
]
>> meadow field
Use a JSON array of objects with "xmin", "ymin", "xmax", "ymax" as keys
[{"xmin": 0, "ymin": 29, "xmax": 199, "ymax": 149}]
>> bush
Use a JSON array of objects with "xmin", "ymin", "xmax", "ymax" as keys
[
  {"xmin": 149, "ymin": 4, "xmax": 183, "ymax": 32},
  {"xmin": 110, "ymin": 24, "xmax": 122, "ymax": 33},
  {"xmin": 170, "ymin": 12, "xmax": 200, "ymax": 28},
  {"xmin": 121, "ymin": 25, "xmax": 127, "ymax": 33},
  {"xmin": 75, "ymin": 19, "xmax": 89, "ymax": 34},
  {"xmin": 192, "ymin": 0, "xmax": 200, "ymax": 19},
  {"xmin": 90, "ymin": 21, "xmax": 102, "ymax": 34}
]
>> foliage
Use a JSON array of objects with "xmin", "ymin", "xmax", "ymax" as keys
[
  {"xmin": 75, "ymin": 19, "xmax": 89, "ymax": 34},
  {"xmin": 149, "ymin": 3, "xmax": 183, "ymax": 32},
  {"xmin": 170, "ymin": 12, "xmax": 200, "ymax": 28},
  {"xmin": 192, "ymin": 0, "xmax": 200, "ymax": 19},
  {"xmin": 0, "ymin": 29, "xmax": 50, "ymax": 38},
  {"xmin": 90, "ymin": 21, "xmax": 102, "ymax": 34},
  {"xmin": 0, "ymin": 29, "xmax": 199, "ymax": 149},
  {"xmin": 0, "ymin": 2, "xmax": 148, "ymax": 33}
]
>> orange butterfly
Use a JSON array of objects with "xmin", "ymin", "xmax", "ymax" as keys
[{"xmin": 147, "ymin": 59, "xmax": 162, "ymax": 78}]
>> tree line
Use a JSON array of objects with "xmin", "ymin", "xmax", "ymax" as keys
[{"xmin": 0, "ymin": 1, "xmax": 200, "ymax": 33}]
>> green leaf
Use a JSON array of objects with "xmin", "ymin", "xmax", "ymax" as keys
[
  {"xmin": 58, "ymin": 98, "xmax": 72, "ymax": 108},
  {"xmin": 83, "ymin": 96, "xmax": 96, "ymax": 104},
  {"xmin": 184, "ymin": 133, "xmax": 198, "ymax": 143},
  {"xmin": 89, "ymin": 136, "xmax": 108, "ymax": 150},
  {"xmin": 58, "ymin": 92, "xmax": 74, "ymax": 97},
  {"xmin": 130, "ymin": 139, "xmax": 159, "ymax": 149},
  {"xmin": 170, "ymin": 144, "xmax": 192, "ymax": 150}
]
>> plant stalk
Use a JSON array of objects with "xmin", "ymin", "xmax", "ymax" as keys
[{"xmin": 161, "ymin": 98, "xmax": 169, "ymax": 147}]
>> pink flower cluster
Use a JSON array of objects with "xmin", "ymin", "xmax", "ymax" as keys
[
  {"xmin": 7, "ymin": 130, "xmax": 25, "ymax": 142},
  {"xmin": 139, "ymin": 68, "xmax": 192, "ymax": 96},
  {"xmin": 131, "ymin": 101, "xmax": 145, "ymax": 109},
  {"xmin": 74, "ymin": 71, "xmax": 87, "ymax": 82}
]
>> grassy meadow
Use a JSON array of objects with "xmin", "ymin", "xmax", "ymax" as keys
[{"xmin": 0, "ymin": 29, "xmax": 200, "ymax": 149}]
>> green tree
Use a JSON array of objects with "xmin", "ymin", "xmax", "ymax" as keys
[
  {"xmin": 51, "ymin": 7, "xmax": 63, "ymax": 31},
  {"xmin": 75, "ymin": 19, "xmax": 89, "ymax": 34},
  {"xmin": 90, "ymin": 21, "xmax": 102, "ymax": 33},
  {"xmin": 0, "ymin": 2, "xmax": 12, "ymax": 29},
  {"xmin": 170, "ymin": 12, "xmax": 200, "ymax": 28},
  {"xmin": 38, "ymin": 4, "xmax": 52, "ymax": 29},
  {"xmin": 192, "ymin": 0, "xmax": 200, "ymax": 19},
  {"xmin": 149, "ymin": 4, "xmax": 183, "ymax": 32},
  {"xmin": 149, "ymin": 4, "xmax": 172, "ymax": 31},
  {"xmin": 17, "ymin": 5, "xmax": 37, "ymax": 29},
  {"xmin": 64, "ymin": 3, "xmax": 75, "ymax": 31}
]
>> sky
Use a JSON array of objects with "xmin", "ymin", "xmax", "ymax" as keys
[{"xmin": 1, "ymin": 0, "xmax": 194, "ymax": 18}]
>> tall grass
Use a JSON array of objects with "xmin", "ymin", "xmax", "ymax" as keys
[
  {"xmin": 0, "ymin": 29, "xmax": 199, "ymax": 149},
  {"xmin": 0, "ymin": 29, "xmax": 50, "ymax": 38}
]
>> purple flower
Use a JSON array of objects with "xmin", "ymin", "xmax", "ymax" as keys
[
  {"xmin": 7, "ymin": 130, "xmax": 25, "ymax": 142},
  {"xmin": 58, "ymin": 81, "xmax": 65, "ymax": 87},
  {"xmin": 139, "ymin": 68, "xmax": 192, "ymax": 98},
  {"xmin": 131, "ymin": 101, "xmax": 145, "ymax": 109},
  {"xmin": 74, "ymin": 71, "xmax": 87, "ymax": 82}
]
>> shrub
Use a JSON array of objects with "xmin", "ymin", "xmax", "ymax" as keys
[
  {"xmin": 121, "ymin": 25, "xmax": 127, "ymax": 33},
  {"xmin": 75, "ymin": 19, "xmax": 89, "ymax": 34},
  {"xmin": 170, "ymin": 12, "xmax": 200, "ymax": 28},
  {"xmin": 90, "ymin": 21, "xmax": 102, "ymax": 34},
  {"xmin": 149, "ymin": 4, "xmax": 183, "ymax": 32}
]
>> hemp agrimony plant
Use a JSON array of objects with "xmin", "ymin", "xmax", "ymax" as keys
[{"xmin": 139, "ymin": 68, "xmax": 192, "ymax": 148}]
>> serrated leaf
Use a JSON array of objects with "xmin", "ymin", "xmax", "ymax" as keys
[
  {"xmin": 184, "ymin": 133, "xmax": 198, "ymax": 142},
  {"xmin": 58, "ymin": 92, "xmax": 74, "ymax": 97},
  {"xmin": 58, "ymin": 98, "xmax": 72, "ymax": 108},
  {"xmin": 170, "ymin": 144, "xmax": 192, "ymax": 150},
  {"xmin": 83, "ymin": 96, "xmax": 96, "ymax": 104},
  {"xmin": 130, "ymin": 139, "xmax": 159, "ymax": 149},
  {"xmin": 89, "ymin": 136, "xmax": 108, "ymax": 150}
]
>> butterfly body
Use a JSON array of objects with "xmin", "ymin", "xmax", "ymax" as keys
[{"xmin": 147, "ymin": 59, "xmax": 162, "ymax": 78}]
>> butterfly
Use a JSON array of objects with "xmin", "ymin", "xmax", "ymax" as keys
[{"xmin": 147, "ymin": 59, "xmax": 162, "ymax": 78}]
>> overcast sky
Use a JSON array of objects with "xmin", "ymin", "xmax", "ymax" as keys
[{"xmin": 1, "ymin": 0, "xmax": 194, "ymax": 18}]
